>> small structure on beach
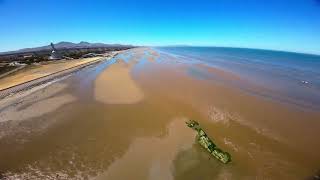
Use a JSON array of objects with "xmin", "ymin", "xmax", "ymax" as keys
[{"xmin": 48, "ymin": 43, "xmax": 62, "ymax": 60}]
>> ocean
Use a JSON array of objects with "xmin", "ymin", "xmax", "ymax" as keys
[{"xmin": 158, "ymin": 47, "xmax": 320, "ymax": 110}]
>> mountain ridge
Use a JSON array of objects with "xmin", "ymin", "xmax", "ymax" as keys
[{"xmin": 0, "ymin": 42, "xmax": 134, "ymax": 55}]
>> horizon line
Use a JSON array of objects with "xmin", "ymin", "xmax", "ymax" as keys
[{"xmin": 1, "ymin": 42, "xmax": 319, "ymax": 57}]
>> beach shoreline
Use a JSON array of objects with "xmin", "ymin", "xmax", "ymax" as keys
[
  {"xmin": 0, "ymin": 47, "xmax": 319, "ymax": 179},
  {"xmin": 0, "ymin": 52, "xmax": 121, "ymax": 100}
]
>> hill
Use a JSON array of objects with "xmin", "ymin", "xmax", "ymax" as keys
[{"xmin": 0, "ymin": 41, "xmax": 133, "ymax": 55}]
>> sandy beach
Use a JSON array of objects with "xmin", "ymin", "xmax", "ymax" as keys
[
  {"xmin": 0, "ymin": 48, "xmax": 320, "ymax": 179},
  {"xmin": 0, "ymin": 57, "xmax": 103, "ymax": 90}
]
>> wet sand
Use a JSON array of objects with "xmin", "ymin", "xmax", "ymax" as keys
[
  {"xmin": 96, "ymin": 119, "xmax": 195, "ymax": 180},
  {"xmin": 94, "ymin": 59, "xmax": 144, "ymax": 104},
  {"xmin": 0, "ymin": 48, "xmax": 320, "ymax": 179}
]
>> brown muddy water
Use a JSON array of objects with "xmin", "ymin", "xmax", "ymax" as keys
[{"xmin": 0, "ymin": 48, "xmax": 320, "ymax": 179}]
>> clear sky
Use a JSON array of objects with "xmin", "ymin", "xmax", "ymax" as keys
[{"xmin": 0, "ymin": 0, "xmax": 320, "ymax": 54}]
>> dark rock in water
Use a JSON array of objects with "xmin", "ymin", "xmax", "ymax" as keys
[{"xmin": 186, "ymin": 120, "xmax": 231, "ymax": 164}]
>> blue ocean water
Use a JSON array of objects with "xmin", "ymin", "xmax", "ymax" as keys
[{"xmin": 158, "ymin": 47, "xmax": 320, "ymax": 110}]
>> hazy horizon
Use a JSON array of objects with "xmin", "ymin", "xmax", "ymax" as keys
[{"xmin": 1, "ymin": 0, "xmax": 320, "ymax": 55}]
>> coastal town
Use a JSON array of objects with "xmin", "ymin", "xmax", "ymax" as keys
[
  {"xmin": 0, "ymin": 42, "xmax": 132, "ymax": 74},
  {"xmin": 0, "ymin": 42, "xmax": 133, "ymax": 94}
]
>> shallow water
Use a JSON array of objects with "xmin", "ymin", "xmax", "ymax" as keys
[
  {"xmin": 0, "ymin": 48, "xmax": 320, "ymax": 179},
  {"xmin": 158, "ymin": 47, "xmax": 320, "ymax": 110}
]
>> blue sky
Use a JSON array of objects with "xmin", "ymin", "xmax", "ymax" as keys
[{"xmin": 0, "ymin": 0, "xmax": 320, "ymax": 54}]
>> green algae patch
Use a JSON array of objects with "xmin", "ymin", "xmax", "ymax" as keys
[{"xmin": 186, "ymin": 120, "xmax": 232, "ymax": 164}]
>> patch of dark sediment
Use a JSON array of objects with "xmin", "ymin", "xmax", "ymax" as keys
[
  {"xmin": 172, "ymin": 144, "xmax": 232, "ymax": 180},
  {"xmin": 306, "ymin": 170, "xmax": 320, "ymax": 180}
]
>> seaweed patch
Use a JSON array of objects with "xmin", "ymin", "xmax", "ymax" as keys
[{"xmin": 186, "ymin": 120, "xmax": 231, "ymax": 164}]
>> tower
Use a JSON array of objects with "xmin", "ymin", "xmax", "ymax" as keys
[{"xmin": 48, "ymin": 43, "xmax": 62, "ymax": 60}]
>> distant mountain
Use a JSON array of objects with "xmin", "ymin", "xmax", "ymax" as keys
[{"xmin": 0, "ymin": 41, "xmax": 133, "ymax": 55}]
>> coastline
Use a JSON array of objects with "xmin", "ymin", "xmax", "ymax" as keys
[
  {"xmin": 0, "ymin": 52, "xmax": 119, "ymax": 99},
  {"xmin": 0, "ymin": 48, "xmax": 319, "ymax": 179}
]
